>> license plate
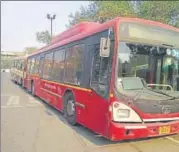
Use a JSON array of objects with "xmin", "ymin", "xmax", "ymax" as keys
[{"xmin": 159, "ymin": 126, "xmax": 171, "ymax": 135}]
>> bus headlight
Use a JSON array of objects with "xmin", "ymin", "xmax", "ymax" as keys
[
  {"xmin": 116, "ymin": 109, "xmax": 130, "ymax": 118},
  {"xmin": 112, "ymin": 102, "xmax": 142, "ymax": 122}
]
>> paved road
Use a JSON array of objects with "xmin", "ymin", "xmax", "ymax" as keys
[{"xmin": 1, "ymin": 72, "xmax": 179, "ymax": 152}]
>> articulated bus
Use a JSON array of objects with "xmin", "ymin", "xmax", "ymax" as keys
[
  {"xmin": 11, "ymin": 56, "xmax": 27, "ymax": 86},
  {"xmin": 20, "ymin": 17, "xmax": 179, "ymax": 141}
]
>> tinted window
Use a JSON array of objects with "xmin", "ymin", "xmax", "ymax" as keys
[
  {"xmin": 39, "ymin": 54, "xmax": 45, "ymax": 77},
  {"xmin": 34, "ymin": 55, "xmax": 40, "ymax": 75},
  {"xmin": 51, "ymin": 49, "xmax": 65, "ymax": 82},
  {"xmin": 43, "ymin": 52, "xmax": 54, "ymax": 79},
  {"xmin": 30, "ymin": 57, "xmax": 36, "ymax": 74},
  {"xmin": 64, "ymin": 44, "xmax": 84, "ymax": 85}
]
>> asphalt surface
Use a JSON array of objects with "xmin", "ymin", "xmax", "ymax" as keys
[{"xmin": 1, "ymin": 72, "xmax": 179, "ymax": 152}]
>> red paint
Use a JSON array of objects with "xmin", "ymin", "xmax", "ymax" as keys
[
  {"xmin": 109, "ymin": 120, "xmax": 179, "ymax": 141},
  {"xmin": 51, "ymin": 22, "xmax": 101, "ymax": 44},
  {"xmin": 12, "ymin": 17, "xmax": 179, "ymax": 141}
]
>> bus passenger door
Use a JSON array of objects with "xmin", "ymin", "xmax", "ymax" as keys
[{"xmin": 86, "ymin": 43, "xmax": 112, "ymax": 136}]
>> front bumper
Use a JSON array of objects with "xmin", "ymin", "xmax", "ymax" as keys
[{"xmin": 109, "ymin": 120, "xmax": 179, "ymax": 141}]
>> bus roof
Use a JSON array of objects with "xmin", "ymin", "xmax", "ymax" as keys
[
  {"xmin": 28, "ymin": 17, "xmax": 179, "ymax": 57},
  {"xmin": 51, "ymin": 22, "xmax": 101, "ymax": 44}
]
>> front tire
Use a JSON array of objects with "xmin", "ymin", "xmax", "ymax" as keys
[{"xmin": 64, "ymin": 92, "xmax": 77, "ymax": 125}]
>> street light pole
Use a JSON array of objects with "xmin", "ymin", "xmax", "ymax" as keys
[
  {"xmin": 47, "ymin": 13, "xmax": 56, "ymax": 40},
  {"xmin": 50, "ymin": 18, "xmax": 53, "ymax": 39}
]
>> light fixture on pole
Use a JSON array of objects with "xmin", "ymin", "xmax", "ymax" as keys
[{"xmin": 47, "ymin": 13, "xmax": 56, "ymax": 39}]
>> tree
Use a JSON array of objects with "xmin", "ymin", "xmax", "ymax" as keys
[
  {"xmin": 94, "ymin": 1, "xmax": 135, "ymax": 23},
  {"xmin": 24, "ymin": 47, "xmax": 38, "ymax": 55},
  {"xmin": 36, "ymin": 30, "xmax": 51, "ymax": 45},
  {"xmin": 66, "ymin": 1, "xmax": 100, "ymax": 28},
  {"xmin": 137, "ymin": 1, "xmax": 179, "ymax": 28},
  {"xmin": 67, "ymin": 1, "xmax": 179, "ymax": 28},
  {"xmin": 66, "ymin": 1, "xmax": 136, "ymax": 27}
]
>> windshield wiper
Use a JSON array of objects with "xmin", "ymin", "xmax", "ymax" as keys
[
  {"xmin": 133, "ymin": 87, "xmax": 145, "ymax": 102},
  {"xmin": 146, "ymin": 87, "xmax": 176, "ymax": 100},
  {"xmin": 168, "ymin": 96, "xmax": 179, "ymax": 100},
  {"xmin": 162, "ymin": 44, "xmax": 174, "ymax": 47}
]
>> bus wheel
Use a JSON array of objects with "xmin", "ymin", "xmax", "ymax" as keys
[
  {"xmin": 64, "ymin": 92, "xmax": 76, "ymax": 125},
  {"xmin": 31, "ymin": 82, "xmax": 35, "ymax": 96}
]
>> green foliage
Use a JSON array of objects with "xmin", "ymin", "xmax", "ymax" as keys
[
  {"xmin": 138, "ymin": 1, "xmax": 179, "ymax": 27},
  {"xmin": 36, "ymin": 30, "xmax": 51, "ymax": 45},
  {"xmin": 24, "ymin": 47, "xmax": 38, "ymax": 54},
  {"xmin": 67, "ymin": 1, "xmax": 179, "ymax": 28},
  {"xmin": 66, "ymin": 1, "xmax": 135, "ymax": 27},
  {"xmin": 95, "ymin": 1, "xmax": 135, "ymax": 23},
  {"xmin": 66, "ymin": 1, "xmax": 100, "ymax": 28}
]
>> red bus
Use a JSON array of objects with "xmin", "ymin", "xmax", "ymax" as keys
[
  {"xmin": 11, "ymin": 56, "xmax": 27, "ymax": 86},
  {"xmin": 23, "ymin": 17, "xmax": 179, "ymax": 141}
]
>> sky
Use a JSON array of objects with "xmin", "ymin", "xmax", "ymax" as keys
[{"xmin": 1, "ymin": 1, "xmax": 90, "ymax": 52}]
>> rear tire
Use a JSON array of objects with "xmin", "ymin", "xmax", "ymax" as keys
[{"xmin": 64, "ymin": 92, "xmax": 77, "ymax": 125}]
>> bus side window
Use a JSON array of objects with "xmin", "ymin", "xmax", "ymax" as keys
[
  {"xmin": 34, "ymin": 55, "xmax": 40, "ymax": 76},
  {"xmin": 64, "ymin": 43, "xmax": 85, "ymax": 85},
  {"xmin": 39, "ymin": 54, "xmax": 45, "ymax": 77},
  {"xmin": 51, "ymin": 49, "xmax": 65, "ymax": 82},
  {"xmin": 42, "ymin": 52, "xmax": 54, "ymax": 79},
  {"xmin": 30, "ymin": 57, "xmax": 36, "ymax": 74}
]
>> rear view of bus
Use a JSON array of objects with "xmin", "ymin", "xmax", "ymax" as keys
[
  {"xmin": 11, "ymin": 56, "xmax": 27, "ymax": 86},
  {"xmin": 109, "ymin": 18, "xmax": 179, "ymax": 141}
]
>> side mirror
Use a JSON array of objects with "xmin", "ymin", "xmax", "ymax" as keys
[
  {"xmin": 99, "ymin": 27, "xmax": 114, "ymax": 57},
  {"xmin": 100, "ymin": 37, "xmax": 110, "ymax": 57}
]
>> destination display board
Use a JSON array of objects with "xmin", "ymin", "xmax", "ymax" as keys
[{"xmin": 119, "ymin": 22, "xmax": 179, "ymax": 48}]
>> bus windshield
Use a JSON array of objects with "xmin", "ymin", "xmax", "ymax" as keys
[
  {"xmin": 117, "ymin": 42, "xmax": 179, "ymax": 92},
  {"xmin": 117, "ymin": 22, "xmax": 179, "ymax": 92}
]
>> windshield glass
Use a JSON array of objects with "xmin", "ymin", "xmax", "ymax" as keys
[{"xmin": 117, "ymin": 42, "xmax": 179, "ymax": 92}]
